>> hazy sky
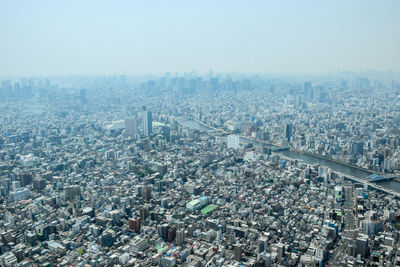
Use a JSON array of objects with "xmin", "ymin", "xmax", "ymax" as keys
[{"xmin": 1, "ymin": 0, "xmax": 399, "ymax": 76}]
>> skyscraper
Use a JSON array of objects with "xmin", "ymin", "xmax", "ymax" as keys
[
  {"xmin": 284, "ymin": 123, "xmax": 292, "ymax": 142},
  {"xmin": 125, "ymin": 118, "xmax": 137, "ymax": 138},
  {"xmin": 304, "ymin": 82, "xmax": 312, "ymax": 100},
  {"xmin": 142, "ymin": 106, "xmax": 152, "ymax": 136}
]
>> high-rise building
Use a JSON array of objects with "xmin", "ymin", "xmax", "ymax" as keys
[
  {"xmin": 125, "ymin": 118, "xmax": 138, "ymax": 138},
  {"xmin": 176, "ymin": 229, "xmax": 185, "ymax": 245},
  {"xmin": 66, "ymin": 185, "xmax": 81, "ymax": 201},
  {"xmin": 343, "ymin": 184, "xmax": 355, "ymax": 208},
  {"xmin": 158, "ymin": 223, "xmax": 169, "ymax": 240},
  {"xmin": 167, "ymin": 227, "xmax": 176, "ymax": 242},
  {"xmin": 259, "ymin": 252, "xmax": 271, "ymax": 267},
  {"xmin": 139, "ymin": 206, "xmax": 149, "ymax": 220},
  {"xmin": 276, "ymin": 243, "xmax": 284, "ymax": 262},
  {"xmin": 161, "ymin": 198, "xmax": 168, "ymax": 208},
  {"xmin": 157, "ymin": 164, "xmax": 168, "ymax": 176},
  {"xmin": 295, "ymin": 95, "xmax": 302, "ymax": 107},
  {"xmin": 284, "ymin": 123, "xmax": 292, "ymax": 142},
  {"xmin": 304, "ymin": 82, "xmax": 313, "ymax": 100},
  {"xmin": 334, "ymin": 186, "xmax": 343, "ymax": 202},
  {"xmin": 18, "ymin": 172, "xmax": 33, "ymax": 187},
  {"xmin": 128, "ymin": 217, "xmax": 141, "ymax": 233},
  {"xmin": 351, "ymin": 141, "xmax": 364, "ymax": 155},
  {"xmin": 142, "ymin": 106, "xmax": 152, "ymax": 136},
  {"xmin": 233, "ymin": 244, "xmax": 243, "ymax": 261},
  {"xmin": 345, "ymin": 208, "xmax": 355, "ymax": 231},
  {"xmin": 355, "ymin": 234, "xmax": 368, "ymax": 258},
  {"xmin": 141, "ymin": 186, "xmax": 152, "ymax": 201},
  {"xmin": 258, "ymin": 236, "xmax": 268, "ymax": 253}
]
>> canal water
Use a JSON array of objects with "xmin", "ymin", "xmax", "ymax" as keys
[
  {"xmin": 176, "ymin": 118, "xmax": 212, "ymax": 132},
  {"xmin": 177, "ymin": 117, "xmax": 400, "ymax": 193},
  {"xmin": 278, "ymin": 150, "xmax": 400, "ymax": 192}
]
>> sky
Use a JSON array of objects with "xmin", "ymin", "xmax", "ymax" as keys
[{"xmin": 0, "ymin": 0, "xmax": 399, "ymax": 77}]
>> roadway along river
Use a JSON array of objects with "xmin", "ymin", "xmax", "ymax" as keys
[{"xmin": 177, "ymin": 117, "xmax": 400, "ymax": 193}]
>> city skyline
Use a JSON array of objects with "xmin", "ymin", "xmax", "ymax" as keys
[{"xmin": 1, "ymin": 72, "xmax": 400, "ymax": 266}]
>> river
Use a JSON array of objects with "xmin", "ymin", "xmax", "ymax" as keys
[{"xmin": 176, "ymin": 117, "xmax": 400, "ymax": 192}]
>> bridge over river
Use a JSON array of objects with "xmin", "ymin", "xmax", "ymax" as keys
[{"xmin": 176, "ymin": 117, "xmax": 400, "ymax": 194}]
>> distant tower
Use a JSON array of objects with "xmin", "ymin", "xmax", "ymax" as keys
[
  {"xmin": 125, "ymin": 118, "xmax": 137, "ymax": 138},
  {"xmin": 210, "ymin": 77, "xmax": 218, "ymax": 91},
  {"xmin": 284, "ymin": 123, "xmax": 292, "ymax": 142},
  {"xmin": 142, "ymin": 106, "xmax": 152, "ymax": 136},
  {"xmin": 79, "ymin": 89, "xmax": 87, "ymax": 105},
  {"xmin": 304, "ymin": 82, "xmax": 312, "ymax": 100}
]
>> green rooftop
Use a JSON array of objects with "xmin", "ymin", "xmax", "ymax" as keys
[
  {"xmin": 201, "ymin": 204, "xmax": 218, "ymax": 215},
  {"xmin": 153, "ymin": 121, "xmax": 166, "ymax": 127},
  {"xmin": 156, "ymin": 244, "xmax": 168, "ymax": 253}
]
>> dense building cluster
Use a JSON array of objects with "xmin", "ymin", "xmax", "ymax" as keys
[{"xmin": 0, "ymin": 72, "xmax": 400, "ymax": 266}]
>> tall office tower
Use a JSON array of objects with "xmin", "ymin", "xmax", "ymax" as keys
[
  {"xmin": 142, "ymin": 106, "xmax": 152, "ymax": 136},
  {"xmin": 304, "ymin": 82, "xmax": 312, "ymax": 100},
  {"xmin": 79, "ymin": 89, "xmax": 87, "ymax": 104},
  {"xmin": 284, "ymin": 123, "xmax": 292, "ymax": 142},
  {"xmin": 227, "ymin": 135, "xmax": 240, "ymax": 149},
  {"xmin": 125, "ymin": 118, "xmax": 138, "ymax": 138}
]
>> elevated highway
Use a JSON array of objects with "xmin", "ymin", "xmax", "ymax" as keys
[{"xmin": 340, "ymin": 172, "xmax": 400, "ymax": 198}]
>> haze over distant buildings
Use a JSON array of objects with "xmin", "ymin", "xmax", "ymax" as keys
[{"xmin": 0, "ymin": 0, "xmax": 400, "ymax": 77}]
